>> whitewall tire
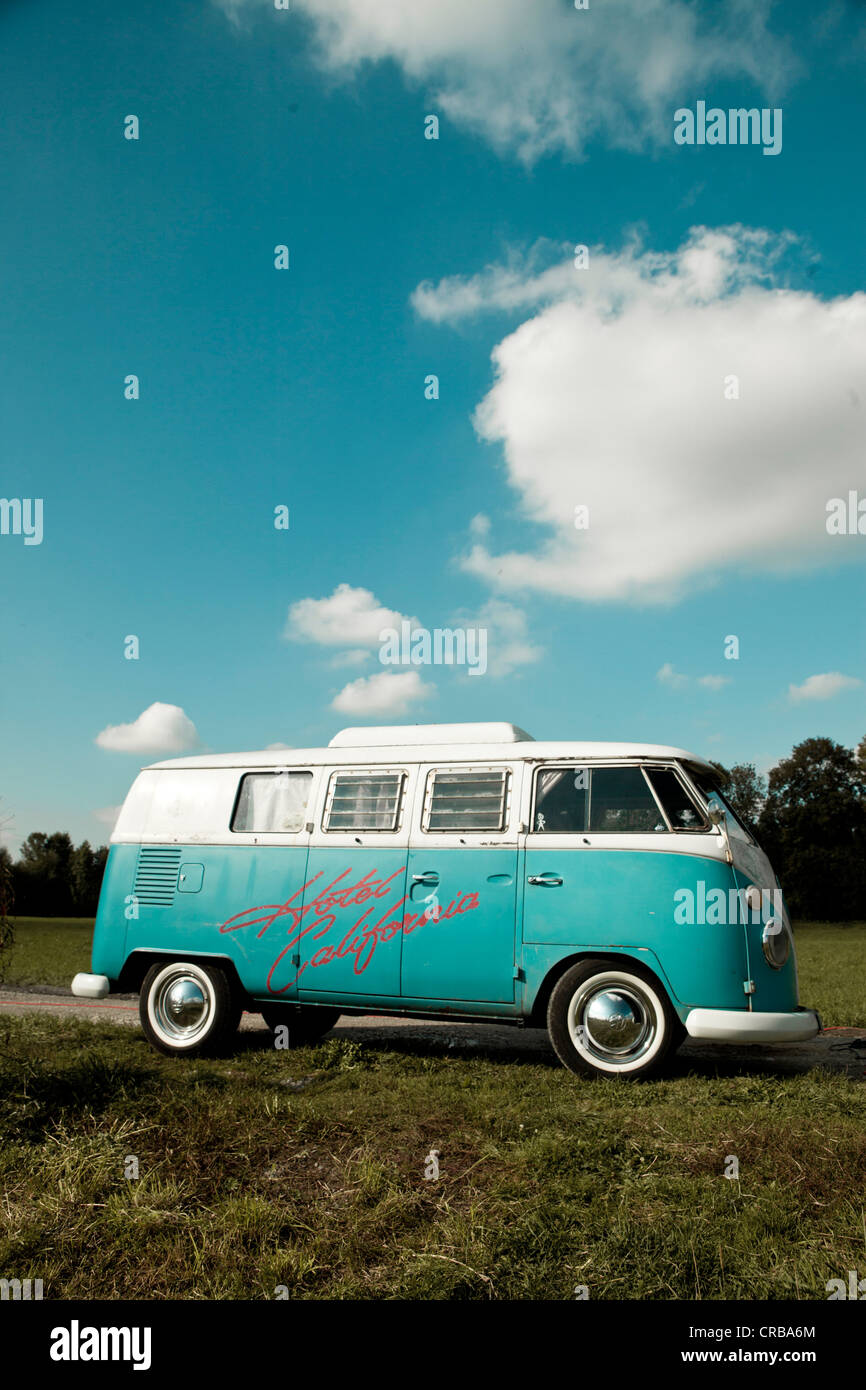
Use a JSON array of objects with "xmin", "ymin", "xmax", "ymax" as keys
[
  {"xmin": 140, "ymin": 959, "xmax": 240, "ymax": 1057},
  {"xmin": 547, "ymin": 959, "xmax": 677, "ymax": 1079}
]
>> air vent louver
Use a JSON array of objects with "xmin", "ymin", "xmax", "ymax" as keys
[{"xmin": 133, "ymin": 847, "xmax": 182, "ymax": 906}]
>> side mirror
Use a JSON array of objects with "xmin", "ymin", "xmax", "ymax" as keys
[{"xmin": 707, "ymin": 796, "xmax": 733, "ymax": 863}]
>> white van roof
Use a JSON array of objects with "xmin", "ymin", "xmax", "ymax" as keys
[
  {"xmin": 328, "ymin": 722, "xmax": 533, "ymax": 748},
  {"xmin": 145, "ymin": 723, "xmax": 716, "ymax": 774}
]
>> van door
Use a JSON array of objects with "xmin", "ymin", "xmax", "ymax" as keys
[
  {"xmin": 216, "ymin": 768, "xmax": 316, "ymax": 1001},
  {"xmin": 401, "ymin": 763, "xmax": 519, "ymax": 1004},
  {"xmin": 522, "ymin": 763, "xmax": 747, "ymax": 1011},
  {"xmin": 296, "ymin": 766, "xmax": 411, "ymax": 1000}
]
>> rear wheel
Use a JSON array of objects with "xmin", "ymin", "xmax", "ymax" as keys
[
  {"xmin": 140, "ymin": 959, "xmax": 241, "ymax": 1057},
  {"xmin": 547, "ymin": 959, "xmax": 677, "ymax": 1079},
  {"xmin": 260, "ymin": 1003, "xmax": 341, "ymax": 1045}
]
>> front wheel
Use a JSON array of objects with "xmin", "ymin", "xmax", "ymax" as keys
[
  {"xmin": 547, "ymin": 959, "xmax": 677, "ymax": 1079},
  {"xmin": 140, "ymin": 959, "xmax": 241, "ymax": 1057}
]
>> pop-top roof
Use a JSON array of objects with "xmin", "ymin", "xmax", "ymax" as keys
[{"xmin": 327, "ymin": 722, "xmax": 534, "ymax": 748}]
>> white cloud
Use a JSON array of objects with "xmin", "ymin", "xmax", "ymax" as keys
[
  {"xmin": 286, "ymin": 583, "xmax": 416, "ymax": 648},
  {"xmin": 329, "ymin": 648, "xmax": 372, "ymax": 668},
  {"xmin": 215, "ymin": 0, "xmax": 795, "ymax": 163},
  {"xmin": 331, "ymin": 670, "xmax": 433, "ymax": 716},
  {"xmin": 454, "ymin": 598, "xmax": 543, "ymax": 677},
  {"xmin": 95, "ymin": 703, "xmax": 201, "ymax": 754},
  {"xmin": 265, "ymin": 742, "xmax": 294, "ymax": 751},
  {"xmin": 93, "ymin": 806, "xmax": 122, "ymax": 830},
  {"xmin": 286, "ymin": 583, "xmax": 538, "ymax": 683},
  {"xmin": 658, "ymin": 664, "xmax": 731, "ymax": 690},
  {"xmin": 788, "ymin": 672, "xmax": 862, "ymax": 702},
  {"xmin": 657, "ymin": 663, "xmax": 689, "ymax": 689},
  {"xmin": 412, "ymin": 226, "xmax": 866, "ymax": 604},
  {"xmin": 697, "ymin": 674, "xmax": 732, "ymax": 690}
]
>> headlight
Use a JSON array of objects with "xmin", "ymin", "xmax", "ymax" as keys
[
  {"xmin": 762, "ymin": 919, "xmax": 790, "ymax": 970},
  {"xmin": 744, "ymin": 884, "xmax": 763, "ymax": 914}
]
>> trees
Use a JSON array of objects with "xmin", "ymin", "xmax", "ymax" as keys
[
  {"xmin": 708, "ymin": 741, "xmax": 866, "ymax": 920},
  {"xmin": 15, "ymin": 832, "xmax": 75, "ymax": 915},
  {"xmin": 0, "ymin": 845, "xmax": 13, "ymax": 987},
  {"xmin": 69, "ymin": 841, "xmax": 108, "ymax": 914},
  {"xmin": 757, "ymin": 737, "xmax": 866, "ymax": 921},
  {"xmin": 9, "ymin": 833, "xmax": 107, "ymax": 917},
  {"xmin": 708, "ymin": 760, "xmax": 767, "ymax": 833}
]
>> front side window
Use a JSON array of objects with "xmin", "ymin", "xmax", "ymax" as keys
[
  {"xmin": 644, "ymin": 767, "xmax": 708, "ymax": 831},
  {"xmin": 232, "ymin": 771, "xmax": 312, "ymax": 833},
  {"xmin": 324, "ymin": 770, "xmax": 405, "ymax": 831},
  {"xmin": 534, "ymin": 767, "xmax": 588, "ymax": 832},
  {"xmin": 424, "ymin": 767, "xmax": 510, "ymax": 831}
]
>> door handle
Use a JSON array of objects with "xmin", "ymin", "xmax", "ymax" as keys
[
  {"xmin": 412, "ymin": 872, "xmax": 440, "ymax": 886},
  {"xmin": 527, "ymin": 873, "xmax": 563, "ymax": 887}
]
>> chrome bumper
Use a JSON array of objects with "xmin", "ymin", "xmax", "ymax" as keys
[
  {"xmin": 685, "ymin": 1007, "xmax": 821, "ymax": 1044},
  {"xmin": 71, "ymin": 972, "xmax": 111, "ymax": 1000}
]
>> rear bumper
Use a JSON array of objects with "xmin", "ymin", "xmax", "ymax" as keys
[
  {"xmin": 71, "ymin": 972, "xmax": 111, "ymax": 1000},
  {"xmin": 685, "ymin": 1006, "xmax": 821, "ymax": 1044}
]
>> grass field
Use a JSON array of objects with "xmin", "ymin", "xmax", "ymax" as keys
[
  {"xmin": 1, "ymin": 918, "xmax": 865, "ymax": 1300},
  {"xmin": 2, "ymin": 917, "xmax": 94, "ymax": 990}
]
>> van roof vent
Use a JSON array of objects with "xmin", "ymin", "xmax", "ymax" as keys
[{"xmin": 328, "ymin": 722, "xmax": 534, "ymax": 749}]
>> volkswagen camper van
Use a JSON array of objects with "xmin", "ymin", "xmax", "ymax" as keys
[{"xmin": 72, "ymin": 723, "xmax": 820, "ymax": 1079}]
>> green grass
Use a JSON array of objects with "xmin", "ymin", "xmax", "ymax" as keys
[
  {"xmin": 1, "ymin": 1014, "xmax": 865, "ymax": 1300},
  {"xmin": 2, "ymin": 917, "xmax": 94, "ymax": 989},
  {"xmin": 791, "ymin": 922, "xmax": 866, "ymax": 1028}
]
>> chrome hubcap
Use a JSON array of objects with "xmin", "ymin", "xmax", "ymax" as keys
[
  {"xmin": 152, "ymin": 969, "xmax": 212, "ymax": 1042},
  {"xmin": 569, "ymin": 980, "xmax": 657, "ymax": 1066}
]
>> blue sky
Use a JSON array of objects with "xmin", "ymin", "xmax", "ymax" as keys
[{"xmin": 1, "ymin": 0, "xmax": 865, "ymax": 850}]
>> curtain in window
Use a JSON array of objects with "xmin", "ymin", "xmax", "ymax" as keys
[{"xmin": 234, "ymin": 773, "xmax": 311, "ymax": 832}]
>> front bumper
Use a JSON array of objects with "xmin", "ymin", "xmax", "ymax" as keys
[
  {"xmin": 71, "ymin": 972, "xmax": 111, "ymax": 1000},
  {"xmin": 685, "ymin": 1006, "xmax": 821, "ymax": 1044}
]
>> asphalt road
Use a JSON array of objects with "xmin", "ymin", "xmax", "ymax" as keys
[{"xmin": 1, "ymin": 986, "xmax": 865, "ymax": 1077}]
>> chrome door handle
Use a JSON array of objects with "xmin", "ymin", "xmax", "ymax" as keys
[
  {"xmin": 412, "ymin": 872, "xmax": 440, "ymax": 886},
  {"xmin": 527, "ymin": 874, "xmax": 563, "ymax": 887}
]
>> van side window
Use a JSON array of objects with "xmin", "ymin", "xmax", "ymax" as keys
[
  {"xmin": 644, "ymin": 768, "xmax": 708, "ymax": 831},
  {"xmin": 589, "ymin": 767, "xmax": 666, "ymax": 833},
  {"xmin": 324, "ymin": 770, "xmax": 405, "ymax": 831},
  {"xmin": 231, "ymin": 771, "xmax": 312, "ymax": 833},
  {"xmin": 534, "ymin": 767, "xmax": 588, "ymax": 832},
  {"xmin": 424, "ymin": 768, "xmax": 510, "ymax": 831}
]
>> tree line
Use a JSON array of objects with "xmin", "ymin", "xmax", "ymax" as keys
[
  {"xmin": 711, "ymin": 735, "xmax": 866, "ymax": 922},
  {"xmin": 1, "ymin": 732, "xmax": 864, "ymax": 922},
  {"xmin": 0, "ymin": 834, "xmax": 108, "ymax": 918}
]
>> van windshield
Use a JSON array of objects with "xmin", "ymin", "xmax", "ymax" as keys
[{"xmin": 686, "ymin": 769, "xmax": 762, "ymax": 847}]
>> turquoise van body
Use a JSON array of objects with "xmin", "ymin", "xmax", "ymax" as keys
[{"xmin": 75, "ymin": 722, "xmax": 820, "ymax": 1077}]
